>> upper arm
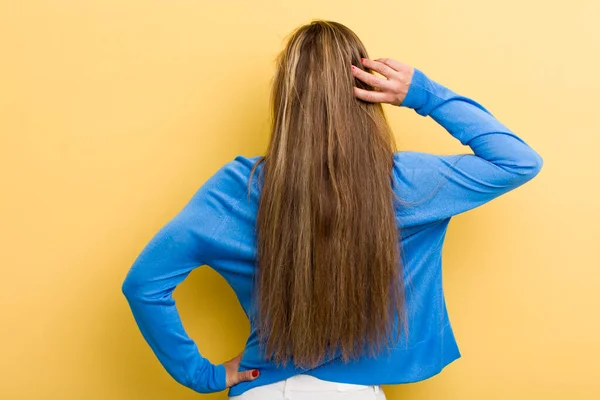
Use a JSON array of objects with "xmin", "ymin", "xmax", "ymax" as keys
[
  {"xmin": 392, "ymin": 150, "xmax": 542, "ymax": 224},
  {"xmin": 122, "ymin": 161, "xmax": 240, "ymax": 297}
]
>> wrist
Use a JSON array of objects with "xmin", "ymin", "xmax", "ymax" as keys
[
  {"xmin": 212, "ymin": 363, "xmax": 228, "ymax": 392},
  {"xmin": 191, "ymin": 362, "xmax": 228, "ymax": 393},
  {"xmin": 398, "ymin": 68, "xmax": 431, "ymax": 115}
]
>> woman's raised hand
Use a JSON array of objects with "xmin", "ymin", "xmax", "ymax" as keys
[{"xmin": 351, "ymin": 58, "xmax": 415, "ymax": 106}]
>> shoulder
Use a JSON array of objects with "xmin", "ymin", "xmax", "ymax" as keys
[
  {"xmin": 207, "ymin": 154, "xmax": 264, "ymax": 183},
  {"xmin": 392, "ymin": 150, "xmax": 466, "ymax": 205},
  {"xmin": 201, "ymin": 155, "xmax": 264, "ymax": 201},
  {"xmin": 230, "ymin": 154, "xmax": 265, "ymax": 176},
  {"xmin": 393, "ymin": 150, "xmax": 455, "ymax": 170},
  {"xmin": 392, "ymin": 151, "xmax": 446, "ymax": 201}
]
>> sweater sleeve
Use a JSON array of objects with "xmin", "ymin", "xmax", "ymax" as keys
[
  {"xmin": 392, "ymin": 68, "xmax": 543, "ymax": 223},
  {"xmin": 121, "ymin": 162, "xmax": 239, "ymax": 394}
]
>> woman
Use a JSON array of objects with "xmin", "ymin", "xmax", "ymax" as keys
[{"xmin": 122, "ymin": 20, "xmax": 543, "ymax": 399}]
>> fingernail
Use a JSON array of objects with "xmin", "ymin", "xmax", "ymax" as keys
[
  {"xmin": 351, "ymin": 65, "xmax": 356, "ymax": 70},
  {"xmin": 360, "ymin": 58, "xmax": 365, "ymax": 63},
  {"xmin": 252, "ymin": 369, "xmax": 259, "ymax": 378}
]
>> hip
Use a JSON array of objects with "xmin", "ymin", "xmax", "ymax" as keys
[{"xmin": 228, "ymin": 374, "xmax": 386, "ymax": 400}]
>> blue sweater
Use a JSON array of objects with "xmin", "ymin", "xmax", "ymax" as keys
[{"xmin": 121, "ymin": 68, "xmax": 543, "ymax": 396}]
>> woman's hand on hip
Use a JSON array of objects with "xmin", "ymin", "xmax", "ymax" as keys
[
  {"xmin": 222, "ymin": 351, "xmax": 260, "ymax": 388},
  {"xmin": 351, "ymin": 58, "xmax": 414, "ymax": 106}
]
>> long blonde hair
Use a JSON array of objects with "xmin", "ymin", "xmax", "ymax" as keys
[{"xmin": 248, "ymin": 20, "xmax": 408, "ymax": 369}]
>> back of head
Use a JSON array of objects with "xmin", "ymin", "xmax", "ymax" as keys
[{"xmin": 248, "ymin": 19, "xmax": 408, "ymax": 369}]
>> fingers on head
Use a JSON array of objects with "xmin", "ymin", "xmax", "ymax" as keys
[
  {"xmin": 353, "ymin": 86, "xmax": 391, "ymax": 103},
  {"xmin": 351, "ymin": 65, "xmax": 388, "ymax": 89},
  {"xmin": 374, "ymin": 57, "xmax": 403, "ymax": 72},
  {"xmin": 361, "ymin": 58, "xmax": 397, "ymax": 79}
]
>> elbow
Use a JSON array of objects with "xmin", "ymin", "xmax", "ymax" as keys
[
  {"xmin": 121, "ymin": 259, "xmax": 150, "ymax": 299},
  {"xmin": 526, "ymin": 151, "xmax": 544, "ymax": 179},
  {"xmin": 121, "ymin": 271, "xmax": 166, "ymax": 301},
  {"xmin": 121, "ymin": 278, "xmax": 134, "ymax": 298},
  {"xmin": 512, "ymin": 151, "xmax": 543, "ymax": 185},
  {"xmin": 121, "ymin": 274, "xmax": 142, "ymax": 299}
]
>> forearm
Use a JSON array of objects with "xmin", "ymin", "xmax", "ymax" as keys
[
  {"xmin": 122, "ymin": 285, "xmax": 228, "ymax": 393},
  {"xmin": 401, "ymin": 68, "xmax": 543, "ymax": 179}
]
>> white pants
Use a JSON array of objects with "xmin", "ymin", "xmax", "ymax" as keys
[{"xmin": 228, "ymin": 374, "xmax": 386, "ymax": 400}]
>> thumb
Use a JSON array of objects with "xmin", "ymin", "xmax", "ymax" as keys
[{"xmin": 237, "ymin": 368, "xmax": 260, "ymax": 383}]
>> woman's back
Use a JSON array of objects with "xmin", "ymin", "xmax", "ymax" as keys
[{"xmin": 122, "ymin": 66, "xmax": 542, "ymax": 397}]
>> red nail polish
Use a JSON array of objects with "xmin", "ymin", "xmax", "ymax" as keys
[
  {"xmin": 252, "ymin": 369, "xmax": 259, "ymax": 377},
  {"xmin": 360, "ymin": 58, "xmax": 365, "ymax": 62}
]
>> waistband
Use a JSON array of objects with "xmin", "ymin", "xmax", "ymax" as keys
[{"xmin": 279, "ymin": 373, "xmax": 381, "ymax": 393}]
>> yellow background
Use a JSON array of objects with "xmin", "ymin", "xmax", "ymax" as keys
[{"xmin": 1, "ymin": 1, "xmax": 598, "ymax": 399}]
